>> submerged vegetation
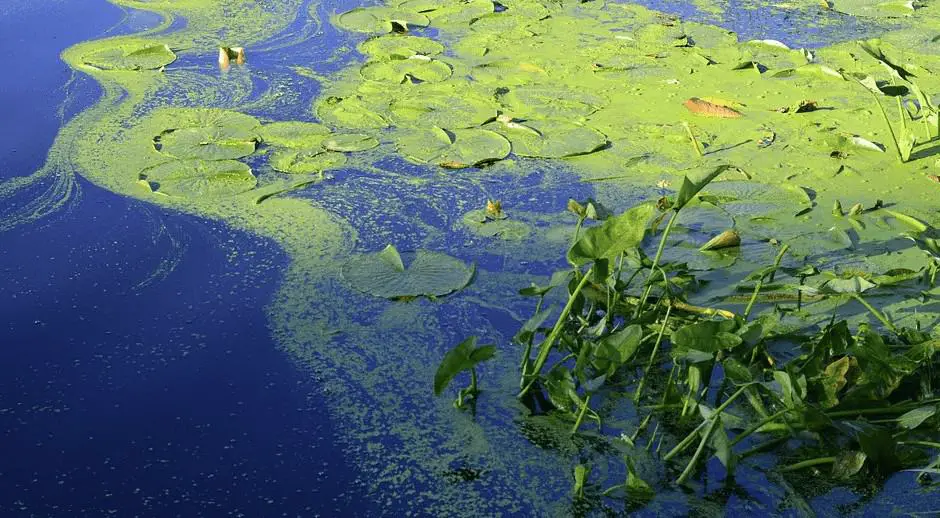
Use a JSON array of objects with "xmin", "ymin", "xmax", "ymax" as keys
[
  {"xmin": 442, "ymin": 165, "xmax": 939, "ymax": 509},
  {"xmin": 5, "ymin": 0, "xmax": 940, "ymax": 513}
]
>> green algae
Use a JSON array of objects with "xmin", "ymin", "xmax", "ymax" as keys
[{"xmin": 6, "ymin": 0, "xmax": 940, "ymax": 514}]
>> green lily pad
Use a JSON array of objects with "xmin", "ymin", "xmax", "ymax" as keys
[
  {"xmin": 322, "ymin": 134, "xmax": 380, "ymax": 152},
  {"xmin": 342, "ymin": 244, "xmax": 475, "ymax": 299},
  {"xmin": 82, "ymin": 43, "xmax": 176, "ymax": 70},
  {"xmin": 360, "ymin": 56, "xmax": 453, "ymax": 83},
  {"xmin": 138, "ymin": 159, "xmax": 256, "ymax": 197},
  {"xmin": 461, "ymin": 210, "xmax": 531, "ymax": 240},
  {"xmin": 358, "ymin": 34, "xmax": 445, "ymax": 58},
  {"xmin": 829, "ymin": 0, "xmax": 919, "ymax": 18},
  {"xmin": 487, "ymin": 119, "xmax": 607, "ymax": 158},
  {"xmin": 316, "ymin": 96, "xmax": 390, "ymax": 129},
  {"xmin": 388, "ymin": 84, "xmax": 498, "ymax": 128},
  {"xmin": 260, "ymin": 121, "xmax": 331, "ymax": 148},
  {"xmin": 397, "ymin": 127, "xmax": 511, "ymax": 168},
  {"xmin": 499, "ymin": 86, "xmax": 607, "ymax": 119},
  {"xmin": 270, "ymin": 149, "xmax": 347, "ymax": 174},
  {"xmin": 335, "ymin": 7, "xmax": 430, "ymax": 34},
  {"xmin": 154, "ymin": 109, "xmax": 260, "ymax": 160}
]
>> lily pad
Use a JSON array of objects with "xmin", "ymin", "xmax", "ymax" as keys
[
  {"xmin": 260, "ymin": 121, "xmax": 331, "ymax": 148},
  {"xmin": 139, "ymin": 159, "xmax": 256, "ymax": 197},
  {"xmin": 829, "ymin": 0, "xmax": 919, "ymax": 18},
  {"xmin": 270, "ymin": 149, "xmax": 347, "ymax": 174},
  {"xmin": 397, "ymin": 127, "xmax": 511, "ymax": 168},
  {"xmin": 487, "ymin": 119, "xmax": 607, "ymax": 158},
  {"xmin": 342, "ymin": 244, "xmax": 475, "ymax": 299},
  {"xmin": 358, "ymin": 34, "xmax": 445, "ymax": 58},
  {"xmin": 499, "ymin": 86, "xmax": 606, "ymax": 119},
  {"xmin": 335, "ymin": 7, "xmax": 430, "ymax": 34},
  {"xmin": 316, "ymin": 96, "xmax": 389, "ymax": 129},
  {"xmin": 360, "ymin": 56, "xmax": 453, "ymax": 83},
  {"xmin": 461, "ymin": 210, "xmax": 531, "ymax": 240},
  {"xmin": 154, "ymin": 109, "xmax": 260, "ymax": 160},
  {"xmin": 389, "ymin": 85, "xmax": 498, "ymax": 128},
  {"xmin": 322, "ymin": 134, "xmax": 380, "ymax": 152},
  {"xmin": 82, "ymin": 43, "xmax": 176, "ymax": 71}
]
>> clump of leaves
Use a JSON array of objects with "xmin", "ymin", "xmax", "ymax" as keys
[{"xmin": 434, "ymin": 336, "xmax": 496, "ymax": 409}]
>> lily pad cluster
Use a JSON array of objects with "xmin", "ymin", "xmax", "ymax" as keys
[
  {"xmin": 259, "ymin": 120, "xmax": 379, "ymax": 174},
  {"xmin": 141, "ymin": 108, "xmax": 262, "ymax": 197}
]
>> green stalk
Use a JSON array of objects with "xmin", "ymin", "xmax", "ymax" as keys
[
  {"xmin": 744, "ymin": 245, "xmax": 789, "ymax": 320},
  {"xmin": 779, "ymin": 456, "xmax": 836, "ymax": 472},
  {"xmin": 683, "ymin": 122, "xmax": 704, "ymax": 157},
  {"xmin": 676, "ymin": 417, "xmax": 719, "ymax": 484},
  {"xmin": 663, "ymin": 384, "xmax": 753, "ymax": 461},
  {"xmin": 867, "ymin": 89, "xmax": 905, "ymax": 163},
  {"xmin": 728, "ymin": 408, "xmax": 793, "ymax": 447},
  {"xmin": 852, "ymin": 293, "xmax": 898, "ymax": 334},
  {"xmin": 634, "ymin": 305, "xmax": 672, "ymax": 402},
  {"xmin": 571, "ymin": 395, "xmax": 592, "ymax": 434},
  {"xmin": 518, "ymin": 268, "xmax": 593, "ymax": 397},
  {"xmin": 899, "ymin": 441, "xmax": 940, "ymax": 449},
  {"xmin": 636, "ymin": 211, "xmax": 681, "ymax": 318}
]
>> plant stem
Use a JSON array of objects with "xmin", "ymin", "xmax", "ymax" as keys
[
  {"xmin": 779, "ymin": 456, "xmax": 836, "ymax": 472},
  {"xmin": 744, "ymin": 245, "xmax": 789, "ymax": 320},
  {"xmin": 518, "ymin": 268, "xmax": 593, "ymax": 397},
  {"xmin": 571, "ymin": 395, "xmax": 592, "ymax": 435},
  {"xmin": 636, "ymin": 210, "xmax": 681, "ymax": 318},
  {"xmin": 663, "ymin": 384, "xmax": 753, "ymax": 461},
  {"xmin": 635, "ymin": 306, "xmax": 672, "ymax": 402},
  {"xmin": 676, "ymin": 416, "xmax": 719, "ymax": 484},
  {"xmin": 683, "ymin": 122, "xmax": 704, "ymax": 157},
  {"xmin": 899, "ymin": 441, "xmax": 940, "ymax": 449},
  {"xmin": 852, "ymin": 293, "xmax": 898, "ymax": 334},
  {"xmin": 728, "ymin": 408, "xmax": 793, "ymax": 447},
  {"xmin": 470, "ymin": 367, "xmax": 478, "ymax": 393}
]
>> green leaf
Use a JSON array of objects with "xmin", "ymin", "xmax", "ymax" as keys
[
  {"xmin": 818, "ymin": 356, "xmax": 852, "ymax": 409},
  {"xmin": 674, "ymin": 165, "xmax": 732, "ymax": 211},
  {"xmin": 710, "ymin": 417, "xmax": 737, "ymax": 475},
  {"xmin": 897, "ymin": 405, "xmax": 937, "ymax": 430},
  {"xmin": 335, "ymin": 7, "xmax": 430, "ymax": 34},
  {"xmin": 342, "ymin": 244, "xmax": 475, "ymax": 299},
  {"xmin": 821, "ymin": 276, "xmax": 877, "ymax": 294},
  {"xmin": 358, "ymin": 34, "xmax": 445, "ymax": 58},
  {"xmin": 487, "ymin": 118, "xmax": 608, "ymax": 158},
  {"xmin": 596, "ymin": 325, "xmax": 644, "ymax": 368},
  {"xmin": 270, "ymin": 149, "xmax": 347, "ymax": 174},
  {"xmin": 154, "ymin": 109, "xmax": 260, "ymax": 160},
  {"xmin": 625, "ymin": 456, "xmax": 654, "ymax": 500},
  {"xmin": 832, "ymin": 451, "xmax": 867, "ymax": 479},
  {"xmin": 321, "ymin": 133, "xmax": 380, "ymax": 152},
  {"xmin": 138, "ymin": 159, "xmax": 256, "ymax": 198},
  {"xmin": 545, "ymin": 365, "xmax": 578, "ymax": 413},
  {"xmin": 773, "ymin": 370, "xmax": 805, "ymax": 409},
  {"xmin": 316, "ymin": 95, "xmax": 390, "ymax": 129},
  {"xmin": 396, "ymin": 127, "xmax": 511, "ymax": 168},
  {"xmin": 567, "ymin": 203, "xmax": 656, "ymax": 266},
  {"xmin": 672, "ymin": 320, "xmax": 742, "ymax": 358},
  {"xmin": 82, "ymin": 43, "xmax": 176, "ymax": 70},
  {"xmin": 260, "ymin": 121, "xmax": 331, "ymax": 148},
  {"xmin": 360, "ymin": 56, "xmax": 453, "ymax": 83},
  {"xmin": 433, "ymin": 336, "xmax": 495, "ymax": 395}
]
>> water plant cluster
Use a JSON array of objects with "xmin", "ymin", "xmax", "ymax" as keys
[{"xmin": 438, "ymin": 165, "xmax": 939, "ymax": 508}]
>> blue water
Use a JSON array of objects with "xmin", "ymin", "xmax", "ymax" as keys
[{"xmin": 0, "ymin": 2, "xmax": 371, "ymax": 516}]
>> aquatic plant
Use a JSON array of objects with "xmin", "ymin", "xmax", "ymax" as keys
[{"xmin": 434, "ymin": 336, "xmax": 496, "ymax": 409}]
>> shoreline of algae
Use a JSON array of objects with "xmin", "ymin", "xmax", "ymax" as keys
[{"xmin": 5, "ymin": 0, "xmax": 940, "ymax": 514}]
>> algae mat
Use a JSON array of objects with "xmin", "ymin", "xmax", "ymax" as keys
[{"xmin": 4, "ymin": 0, "xmax": 940, "ymax": 514}]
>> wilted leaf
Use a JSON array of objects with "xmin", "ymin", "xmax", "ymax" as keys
[{"xmin": 684, "ymin": 98, "xmax": 743, "ymax": 118}]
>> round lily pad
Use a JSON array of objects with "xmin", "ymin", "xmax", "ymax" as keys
[
  {"xmin": 461, "ymin": 210, "xmax": 531, "ymax": 240},
  {"xmin": 157, "ymin": 127, "xmax": 257, "ymax": 160},
  {"xmin": 397, "ymin": 127, "xmax": 511, "ymax": 168},
  {"xmin": 499, "ymin": 85, "xmax": 607, "ymax": 119},
  {"xmin": 488, "ymin": 119, "xmax": 607, "ymax": 158},
  {"xmin": 154, "ymin": 109, "xmax": 261, "ymax": 160},
  {"xmin": 360, "ymin": 56, "xmax": 453, "ymax": 83},
  {"xmin": 316, "ymin": 96, "xmax": 389, "ymax": 129},
  {"xmin": 829, "ymin": 0, "xmax": 918, "ymax": 18},
  {"xmin": 342, "ymin": 244, "xmax": 474, "ymax": 299},
  {"xmin": 358, "ymin": 34, "xmax": 445, "ymax": 58},
  {"xmin": 82, "ymin": 43, "xmax": 176, "ymax": 70},
  {"xmin": 322, "ymin": 134, "xmax": 380, "ymax": 152},
  {"xmin": 389, "ymin": 85, "xmax": 497, "ymax": 128},
  {"xmin": 260, "ymin": 121, "xmax": 331, "ymax": 148},
  {"xmin": 270, "ymin": 149, "xmax": 347, "ymax": 174},
  {"xmin": 335, "ymin": 7, "xmax": 430, "ymax": 34},
  {"xmin": 139, "ymin": 159, "xmax": 256, "ymax": 197}
]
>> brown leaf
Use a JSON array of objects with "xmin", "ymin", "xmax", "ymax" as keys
[{"xmin": 684, "ymin": 98, "xmax": 743, "ymax": 118}]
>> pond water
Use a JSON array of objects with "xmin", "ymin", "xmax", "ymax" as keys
[{"xmin": 1, "ymin": 0, "xmax": 938, "ymax": 516}]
